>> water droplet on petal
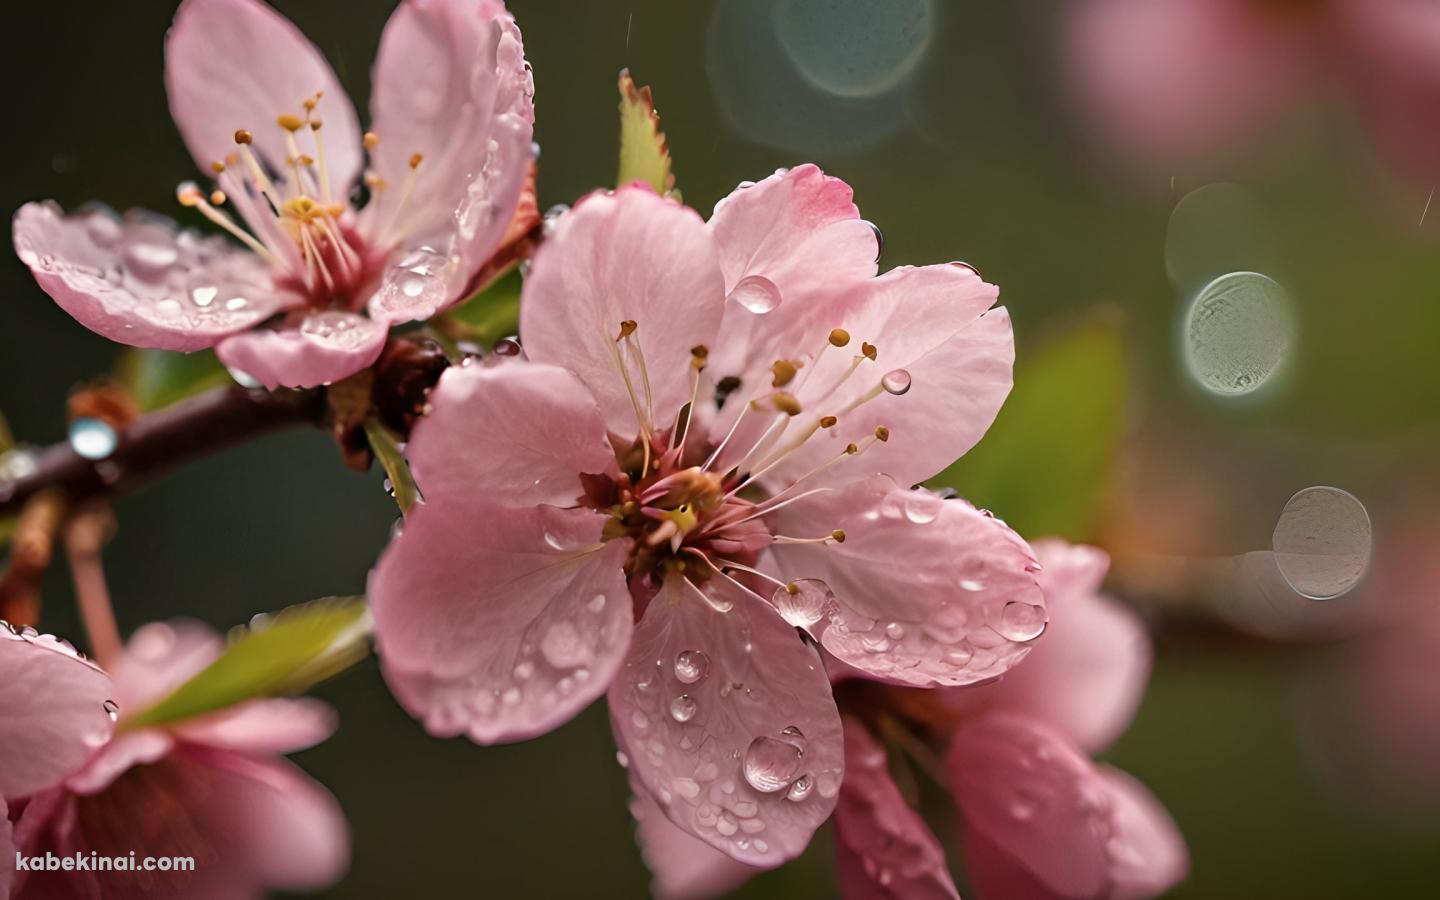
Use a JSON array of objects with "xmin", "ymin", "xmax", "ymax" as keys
[
  {"xmin": 743, "ymin": 734, "xmax": 805, "ymax": 793},
  {"xmin": 863, "ymin": 220, "xmax": 884, "ymax": 261},
  {"xmin": 885, "ymin": 622, "xmax": 906, "ymax": 640},
  {"xmin": 881, "ymin": 368, "xmax": 912, "ymax": 395},
  {"xmin": 674, "ymin": 649, "xmax": 710, "ymax": 684},
  {"xmin": 616, "ymin": 750, "xmax": 629, "ymax": 768},
  {"xmin": 543, "ymin": 531, "xmax": 564, "ymax": 550},
  {"xmin": 123, "ymin": 239, "xmax": 178, "ymax": 279},
  {"xmin": 903, "ymin": 490, "xmax": 941, "ymax": 524},
  {"xmin": 68, "ymin": 418, "xmax": 117, "ymax": 460},
  {"xmin": 997, "ymin": 601, "xmax": 1047, "ymax": 642},
  {"xmin": 102, "ymin": 699, "xmax": 119, "ymax": 722},
  {"xmin": 588, "ymin": 594, "xmax": 607, "ymax": 613},
  {"xmin": 540, "ymin": 620, "xmax": 592, "ymax": 668},
  {"xmin": 774, "ymin": 579, "xmax": 832, "ymax": 629},
  {"xmin": 786, "ymin": 773, "xmax": 814, "ymax": 801},
  {"xmin": 670, "ymin": 694, "xmax": 698, "ymax": 723},
  {"xmin": 729, "ymin": 274, "xmax": 783, "ymax": 315},
  {"xmin": 959, "ymin": 579, "xmax": 984, "ymax": 592}
]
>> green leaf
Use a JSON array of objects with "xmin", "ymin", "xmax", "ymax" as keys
[
  {"xmin": 617, "ymin": 69, "xmax": 678, "ymax": 199},
  {"xmin": 928, "ymin": 316, "xmax": 1127, "ymax": 541},
  {"xmin": 117, "ymin": 349, "xmax": 231, "ymax": 412},
  {"xmin": 442, "ymin": 267, "xmax": 522, "ymax": 346},
  {"xmin": 124, "ymin": 596, "xmax": 370, "ymax": 729},
  {"xmin": 364, "ymin": 417, "xmax": 421, "ymax": 514}
]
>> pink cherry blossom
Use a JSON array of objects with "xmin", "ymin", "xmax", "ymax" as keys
[
  {"xmin": 1069, "ymin": 0, "xmax": 1440, "ymax": 178},
  {"xmin": 1, "ymin": 626, "xmax": 117, "ymax": 898},
  {"xmin": 6, "ymin": 620, "xmax": 347, "ymax": 899},
  {"xmin": 369, "ymin": 166, "xmax": 1041, "ymax": 868},
  {"xmin": 12, "ymin": 0, "xmax": 535, "ymax": 389},
  {"xmin": 620, "ymin": 539, "xmax": 1185, "ymax": 899}
]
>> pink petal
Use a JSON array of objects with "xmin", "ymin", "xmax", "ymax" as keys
[
  {"xmin": 765, "ymin": 266, "xmax": 1013, "ymax": 491},
  {"xmin": 1100, "ymin": 767, "xmax": 1189, "ymax": 900},
  {"xmin": 165, "ymin": 0, "xmax": 362, "ymax": 191},
  {"xmin": 12, "ymin": 202, "xmax": 294, "ymax": 352},
  {"xmin": 64, "ymin": 728, "xmax": 175, "ymax": 795},
  {"xmin": 0, "ymin": 629, "xmax": 114, "ymax": 798},
  {"xmin": 176, "ymin": 698, "xmax": 338, "ymax": 755},
  {"xmin": 369, "ymin": 500, "xmax": 632, "ymax": 743},
  {"xmin": 214, "ymin": 309, "xmax": 387, "ymax": 389},
  {"xmin": 1068, "ymin": 0, "xmax": 1317, "ymax": 164},
  {"xmin": 958, "ymin": 540, "xmax": 1150, "ymax": 753},
  {"xmin": 520, "ymin": 186, "xmax": 726, "ymax": 431},
  {"xmin": 628, "ymin": 766, "xmax": 762, "ymax": 900},
  {"xmin": 769, "ymin": 474, "xmax": 1045, "ymax": 687},
  {"xmin": 108, "ymin": 619, "xmax": 224, "ymax": 717},
  {"xmin": 1339, "ymin": 0, "xmax": 1440, "ymax": 180},
  {"xmin": 404, "ymin": 361, "xmax": 615, "ymax": 507},
  {"xmin": 607, "ymin": 575, "xmax": 844, "ymax": 867},
  {"xmin": 832, "ymin": 716, "xmax": 959, "ymax": 900},
  {"xmin": 0, "ymin": 799, "xmax": 11, "ymax": 898},
  {"xmin": 949, "ymin": 713, "xmax": 1112, "ymax": 899},
  {"xmin": 363, "ymin": 0, "xmax": 534, "ymax": 319}
]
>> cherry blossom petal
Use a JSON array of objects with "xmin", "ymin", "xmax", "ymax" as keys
[
  {"xmin": 628, "ymin": 766, "xmax": 762, "ymax": 900},
  {"xmin": 965, "ymin": 540, "xmax": 1149, "ymax": 752},
  {"xmin": 1101, "ymin": 767, "xmax": 1189, "ymax": 900},
  {"xmin": 949, "ymin": 713, "xmax": 1111, "ymax": 899},
  {"xmin": 0, "ymin": 629, "xmax": 114, "ymax": 798},
  {"xmin": 370, "ymin": 500, "xmax": 631, "ymax": 744},
  {"xmin": 176, "ymin": 698, "xmax": 338, "ymax": 755},
  {"xmin": 64, "ymin": 729, "xmax": 175, "ymax": 795},
  {"xmin": 765, "ymin": 265, "xmax": 1012, "ymax": 490},
  {"xmin": 363, "ymin": 0, "xmax": 534, "ymax": 319},
  {"xmin": 165, "ymin": 0, "xmax": 362, "ymax": 190},
  {"xmin": 1339, "ymin": 0, "xmax": 1440, "ymax": 180},
  {"xmin": 107, "ymin": 619, "xmax": 224, "ymax": 717},
  {"xmin": 769, "ymin": 475, "xmax": 1045, "ymax": 687},
  {"xmin": 833, "ymin": 716, "xmax": 959, "ymax": 900},
  {"xmin": 215, "ymin": 309, "xmax": 387, "ymax": 389},
  {"xmin": 608, "ymin": 575, "xmax": 843, "ymax": 867},
  {"xmin": 13, "ymin": 203, "xmax": 294, "ymax": 352},
  {"xmin": 0, "ymin": 799, "xmax": 12, "ymax": 898},
  {"xmin": 404, "ymin": 361, "xmax": 614, "ymax": 507},
  {"xmin": 520, "ymin": 186, "xmax": 726, "ymax": 430},
  {"xmin": 1068, "ymin": 0, "xmax": 1317, "ymax": 164}
]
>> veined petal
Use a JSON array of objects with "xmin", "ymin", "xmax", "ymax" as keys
[
  {"xmin": 769, "ymin": 475, "xmax": 1045, "ymax": 687},
  {"xmin": 958, "ymin": 540, "xmax": 1151, "ymax": 754},
  {"xmin": 520, "ymin": 186, "xmax": 726, "ymax": 431},
  {"xmin": 13, "ymin": 202, "xmax": 294, "ymax": 352},
  {"xmin": 628, "ymin": 766, "xmax": 762, "ymax": 900},
  {"xmin": 608, "ymin": 575, "xmax": 843, "ymax": 867},
  {"xmin": 214, "ymin": 309, "xmax": 387, "ymax": 389},
  {"xmin": 0, "ymin": 629, "xmax": 114, "ymax": 798},
  {"xmin": 364, "ymin": 0, "xmax": 534, "ymax": 310},
  {"xmin": 833, "ymin": 716, "xmax": 959, "ymax": 900},
  {"xmin": 165, "ymin": 0, "xmax": 362, "ymax": 191},
  {"xmin": 176, "ymin": 698, "xmax": 338, "ymax": 755},
  {"xmin": 404, "ymin": 361, "xmax": 615, "ymax": 508},
  {"xmin": 369, "ymin": 500, "xmax": 631, "ymax": 744}
]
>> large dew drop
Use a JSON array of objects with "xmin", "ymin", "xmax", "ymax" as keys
[
  {"xmin": 774, "ymin": 579, "xmax": 832, "ymax": 629},
  {"xmin": 1272, "ymin": 486, "xmax": 1371, "ymax": 600},
  {"xmin": 674, "ymin": 649, "xmax": 710, "ymax": 684},
  {"xmin": 670, "ymin": 694, "xmax": 699, "ymax": 723},
  {"xmin": 880, "ymin": 369, "xmax": 912, "ymax": 395},
  {"xmin": 729, "ymin": 274, "xmax": 783, "ymax": 315},
  {"xmin": 743, "ymin": 733, "xmax": 806, "ymax": 793},
  {"xmin": 996, "ymin": 601, "xmax": 1047, "ymax": 642}
]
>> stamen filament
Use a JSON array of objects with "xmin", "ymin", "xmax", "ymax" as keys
[{"xmin": 178, "ymin": 186, "xmax": 277, "ymax": 263}]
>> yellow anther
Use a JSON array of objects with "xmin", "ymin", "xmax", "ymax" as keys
[
  {"xmin": 771, "ymin": 393, "xmax": 802, "ymax": 416},
  {"xmin": 408, "ymin": 152, "xmax": 424, "ymax": 169},
  {"xmin": 874, "ymin": 426, "xmax": 890, "ymax": 442},
  {"xmin": 176, "ymin": 186, "xmax": 202, "ymax": 207},
  {"xmin": 298, "ymin": 154, "xmax": 315, "ymax": 166},
  {"xmin": 819, "ymin": 415, "xmax": 838, "ymax": 428},
  {"xmin": 617, "ymin": 320, "xmax": 638, "ymax": 340},
  {"xmin": 234, "ymin": 129, "xmax": 254, "ymax": 145},
  {"xmin": 277, "ymin": 114, "xmax": 305, "ymax": 132},
  {"xmin": 845, "ymin": 442, "xmax": 859, "ymax": 454},
  {"xmin": 209, "ymin": 190, "xmax": 227, "ymax": 205},
  {"xmin": 861, "ymin": 342, "xmax": 877, "ymax": 361},
  {"xmin": 210, "ymin": 160, "xmax": 226, "ymax": 174},
  {"xmin": 363, "ymin": 132, "xmax": 380, "ymax": 150},
  {"xmin": 831, "ymin": 529, "xmax": 846, "ymax": 543},
  {"xmin": 771, "ymin": 359, "xmax": 798, "ymax": 388},
  {"xmin": 690, "ymin": 344, "xmax": 709, "ymax": 359},
  {"xmin": 325, "ymin": 203, "xmax": 345, "ymax": 217},
  {"xmin": 785, "ymin": 582, "xmax": 800, "ymax": 595},
  {"xmin": 829, "ymin": 328, "xmax": 851, "ymax": 347},
  {"xmin": 310, "ymin": 118, "xmax": 323, "ymax": 131},
  {"xmin": 364, "ymin": 172, "xmax": 387, "ymax": 189}
]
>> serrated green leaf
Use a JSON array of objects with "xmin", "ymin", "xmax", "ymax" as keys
[
  {"xmin": 364, "ymin": 417, "xmax": 420, "ymax": 514},
  {"xmin": 928, "ymin": 317, "xmax": 1126, "ymax": 541},
  {"xmin": 123, "ymin": 596, "xmax": 370, "ymax": 729},
  {"xmin": 442, "ymin": 267, "xmax": 522, "ymax": 346},
  {"xmin": 617, "ymin": 69, "xmax": 678, "ymax": 199},
  {"xmin": 117, "ymin": 348, "xmax": 231, "ymax": 412}
]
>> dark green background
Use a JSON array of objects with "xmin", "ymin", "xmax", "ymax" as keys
[{"xmin": 4, "ymin": 1, "xmax": 1438, "ymax": 897}]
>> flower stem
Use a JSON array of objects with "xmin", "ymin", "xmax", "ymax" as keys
[{"xmin": 63, "ymin": 505, "xmax": 122, "ymax": 668}]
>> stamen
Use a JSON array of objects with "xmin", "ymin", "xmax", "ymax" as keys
[
  {"xmin": 772, "ymin": 533, "xmax": 846, "ymax": 545},
  {"xmin": 379, "ymin": 152, "xmax": 425, "ymax": 245},
  {"xmin": 718, "ymin": 560, "xmax": 790, "ymax": 591},
  {"xmin": 676, "ymin": 345, "xmax": 708, "ymax": 456},
  {"xmin": 771, "ymin": 359, "xmax": 798, "ymax": 388},
  {"xmin": 770, "ymin": 392, "xmax": 802, "ymax": 416},
  {"xmin": 604, "ymin": 322, "xmax": 655, "ymax": 471},
  {"xmin": 680, "ymin": 552, "xmax": 774, "ymax": 611},
  {"xmin": 176, "ymin": 183, "xmax": 276, "ymax": 263},
  {"xmin": 233, "ymin": 130, "xmax": 285, "ymax": 216},
  {"xmin": 623, "ymin": 331, "xmax": 656, "ymax": 431}
]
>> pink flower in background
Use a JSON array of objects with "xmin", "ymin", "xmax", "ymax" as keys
[
  {"xmin": 1069, "ymin": 0, "xmax": 1440, "ymax": 178},
  {"xmin": 0, "ymin": 627, "xmax": 116, "ymax": 898},
  {"xmin": 5, "ymin": 621, "xmax": 348, "ymax": 899},
  {"xmin": 369, "ymin": 166, "xmax": 1042, "ymax": 867},
  {"xmin": 627, "ymin": 540, "xmax": 1187, "ymax": 899},
  {"xmin": 12, "ymin": 0, "xmax": 535, "ymax": 389}
]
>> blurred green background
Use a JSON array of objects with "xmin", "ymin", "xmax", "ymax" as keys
[{"xmin": 4, "ymin": 1, "xmax": 1439, "ymax": 897}]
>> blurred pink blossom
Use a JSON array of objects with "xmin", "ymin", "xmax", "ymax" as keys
[
  {"xmin": 369, "ymin": 166, "xmax": 1043, "ymax": 868},
  {"xmin": 4, "ymin": 621, "xmax": 347, "ymax": 899},
  {"xmin": 1069, "ymin": 0, "xmax": 1440, "ymax": 179},
  {"xmin": 13, "ymin": 0, "xmax": 536, "ymax": 389},
  {"xmin": 627, "ymin": 540, "xmax": 1187, "ymax": 899}
]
